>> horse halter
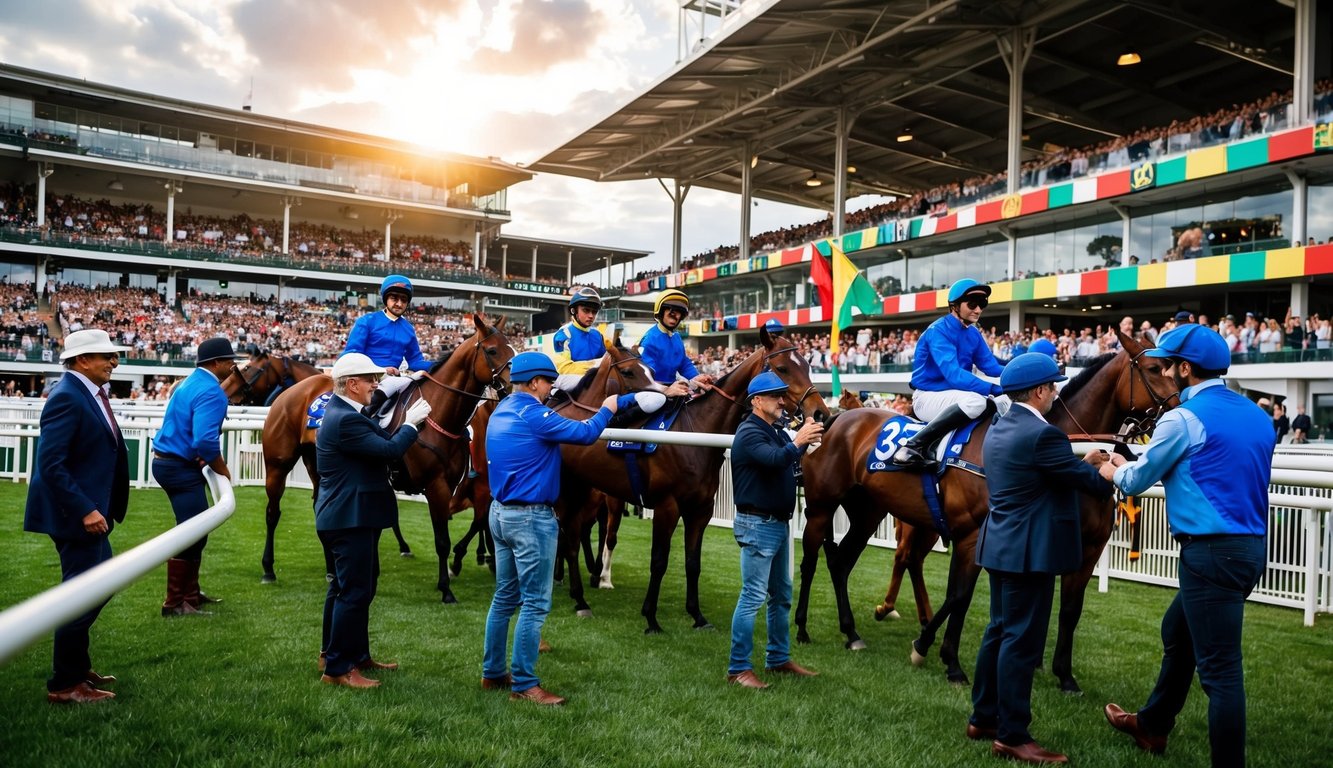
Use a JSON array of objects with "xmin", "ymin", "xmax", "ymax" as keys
[
  {"xmin": 229, "ymin": 357, "xmax": 269, "ymax": 405},
  {"xmin": 1121, "ymin": 348, "xmax": 1182, "ymax": 438},
  {"xmin": 761, "ymin": 345, "xmax": 822, "ymax": 424},
  {"xmin": 419, "ymin": 325, "xmax": 510, "ymax": 401}
]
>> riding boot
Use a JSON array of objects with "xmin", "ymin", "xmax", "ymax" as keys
[
  {"xmin": 891, "ymin": 404, "xmax": 975, "ymax": 470},
  {"xmin": 608, "ymin": 401, "xmax": 645, "ymax": 428},
  {"xmin": 162, "ymin": 558, "xmax": 202, "ymax": 616},
  {"xmin": 609, "ymin": 391, "xmax": 668, "ymax": 428},
  {"xmin": 181, "ymin": 559, "xmax": 212, "ymax": 615}
]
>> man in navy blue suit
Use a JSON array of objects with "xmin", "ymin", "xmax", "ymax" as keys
[
  {"xmin": 24, "ymin": 329, "xmax": 130, "ymax": 704},
  {"xmin": 315, "ymin": 353, "xmax": 432, "ymax": 689},
  {"xmin": 968, "ymin": 353, "xmax": 1114, "ymax": 764}
]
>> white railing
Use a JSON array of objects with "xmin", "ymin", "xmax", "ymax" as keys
[{"xmin": 0, "ymin": 468, "xmax": 234, "ymax": 665}]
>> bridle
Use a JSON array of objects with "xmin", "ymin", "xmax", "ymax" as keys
[
  {"xmin": 1121, "ymin": 347, "xmax": 1181, "ymax": 438},
  {"xmin": 417, "ymin": 325, "xmax": 511, "ymax": 402},
  {"xmin": 228, "ymin": 356, "xmax": 270, "ymax": 405}
]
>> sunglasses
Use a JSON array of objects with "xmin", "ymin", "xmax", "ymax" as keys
[{"xmin": 963, "ymin": 297, "xmax": 988, "ymax": 310}]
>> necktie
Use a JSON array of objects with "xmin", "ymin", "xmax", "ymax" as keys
[{"xmin": 97, "ymin": 388, "xmax": 121, "ymax": 438}]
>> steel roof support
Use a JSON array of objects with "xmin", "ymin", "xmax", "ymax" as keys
[{"xmin": 999, "ymin": 26, "xmax": 1036, "ymax": 195}]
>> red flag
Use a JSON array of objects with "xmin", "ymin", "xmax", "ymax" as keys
[{"xmin": 810, "ymin": 251, "xmax": 833, "ymax": 313}]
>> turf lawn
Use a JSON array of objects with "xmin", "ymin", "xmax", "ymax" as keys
[{"xmin": 0, "ymin": 485, "xmax": 1330, "ymax": 767}]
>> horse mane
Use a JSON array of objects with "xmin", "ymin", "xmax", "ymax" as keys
[
  {"xmin": 427, "ymin": 349, "xmax": 455, "ymax": 375},
  {"xmin": 1058, "ymin": 352, "xmax": 1116, "ymax": 402},
  {"xmin": 563, "ymin": 366, "xmax": 600, "ymax": 400}
]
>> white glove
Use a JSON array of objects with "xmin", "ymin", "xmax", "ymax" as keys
[
  {"xmin": 408, "ymin": 370, "xmax": 427, "ymax": 380},
  {"xmin": 404, "ymin": 399, "xmax": 432, "ymax": 428}
]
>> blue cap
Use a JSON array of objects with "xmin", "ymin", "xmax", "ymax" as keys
[
  {"xmin": 380, "ymin": 274, "xmax": 413, "ymax": 300},
  {"xmin": 947, "ymin": 278, "xmax": 991, "ymax": 303},
  {"xmin": 763, "ymin": 318, "xmax": 784, "ymax": 335},
  {"xmin": 509, "ymin": 351, "xmax": 558, "ymax": 383},
  {"xmin": 746, "ymin": 371, "xmax": 787, "ymax": 399},
  {"xmin": 1000, "ymin": 353, "xmax": 1068, "ymax": 394},
  {"xmin": 1029, "ymin": 338, "xmax": 1058, "ymax": 359},
  {"xmin": 1142, "ymin": 324, "xmax": 1230, "ymax": 370}
]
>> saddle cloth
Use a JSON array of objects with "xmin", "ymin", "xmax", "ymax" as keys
[{"xmin": 865, "ymin": 414, "xmax": 983, "ymax": 475}]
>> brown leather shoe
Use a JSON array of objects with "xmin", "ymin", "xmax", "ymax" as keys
[
  {"xmin": 509, "ymin": 685, "xmax": 566, "ymax": 705},
  {"xmin": 318, "ymin": 652, "xmax": 326, "ymax": 672},
  {"xmin": 85, "ymin": 670, "xmax": 116, "ymax": 687},
  {"xmin": 726, "ymin": 669, "xmax": 770, "ymax": 689},
  {"xmin": 765, "ymin": 660, "xmax": 817, "ymax": 677},
  {"xmin": 967, "ymin": 723, "xmax": 998, "ymax": 741},
  {"xmin": 1105, "ymin": 703, "xmax": 1167, "ymax": 754},
  {"xmin": 481, "ymin": 674, "xmax": 513, "ymax": 690},
  {"xmin": 538, "ymin": 637, "xmax": 553, "ymax": 653},
  {"xmin": 991, "ymin": 741, "xmax": 1069, "ymax": 764},
  {"xmin": 356, "ymin": 658, "xmax": 398, "ymax": 671},
  {"xmin": 321, "ymin": 669, "xmax": 381, "ymax": 689},
  {"xmin": 47, "ymin": 681, "xmax": 115, "ymax": 704}
]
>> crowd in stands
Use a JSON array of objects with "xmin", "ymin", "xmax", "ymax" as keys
[
  {"xmin": 0, "ymin": 280, "xmax": 48, "ymax": 361},
  {"xmin": 637, "ymin": 82, "xmax": 1333, "ymax": 281}
]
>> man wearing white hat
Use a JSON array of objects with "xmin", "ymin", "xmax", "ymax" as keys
[
  {"xmin": 315, "ymin": 353, "xmax": 432, "ymax": 689},
  {"xmin": 24, "ymin": 329, "xmax": 130, "ymax": 704}
]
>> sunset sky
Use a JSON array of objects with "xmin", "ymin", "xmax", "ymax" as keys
[{"xmin": 0, "ymin": 0, "xmax": 835, "ymax": 271}]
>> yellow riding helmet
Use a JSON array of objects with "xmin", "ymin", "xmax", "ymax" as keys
[{"xmin": 654, "ymin": 289, "xmax": 690, "ymax": 318}]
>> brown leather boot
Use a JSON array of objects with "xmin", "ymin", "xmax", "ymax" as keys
[
  {"xmin": 181, "ymin": 559, "xmax": 212, "ymax": 613},
  {"xmin": 162, "ymin": 558, "xmax": 202, "ymax": 617}
]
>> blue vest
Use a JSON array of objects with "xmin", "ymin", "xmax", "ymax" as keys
[{"xmin": 1175, "ymin": 386, "xmax": 1272, "ymax": 535}]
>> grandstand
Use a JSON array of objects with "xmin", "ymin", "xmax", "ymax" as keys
[
  {"xmin": 535, "ymin": 0, "xmax": 1333, "ymax": 436},
  {"xmin": 0, "ymin": 64, "xmax": 644, "ymax": 394}
]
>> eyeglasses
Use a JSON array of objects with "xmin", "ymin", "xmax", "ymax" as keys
[
  {"xmin": 964, "ymin": 298, "xmax": 988, "ymax": 310},
  {"xmin": 355, "ymin": 374, "xmax": 383, "ymax": 384}
]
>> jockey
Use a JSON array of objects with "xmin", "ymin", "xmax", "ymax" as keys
[
  {"xmin": 552, "ymin": 286, "xmax": 607, "ymax": 392},
  {"xmin": 763, "ymin": 318, "xmax": 785, "ymax": 337},
  {"xmin": 892, "ymin": 278, "xmax": 1007, "ymax": 469},
  {"xmin": 342, "ymin": 274, "xmax": 433, "ymax": 413},
  {"xmin": 639, "ymin": 289, "xmax": 714, "ymax": 398}
]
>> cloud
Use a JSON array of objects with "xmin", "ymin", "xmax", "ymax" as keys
[{"xmin": 468, "ymin": 0, "xmax": 610, "ymax": 76}]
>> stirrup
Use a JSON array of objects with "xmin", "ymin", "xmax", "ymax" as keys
[{"xmin": 891, "ymin": 444, "xmax": 935, "ymax": 470}]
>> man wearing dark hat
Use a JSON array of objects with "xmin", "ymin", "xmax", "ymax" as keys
[
  {"xmin": 1099, "ymin": 325, "xmax": 1271, "ymax": 768},
  {"xmin": 152, "ymin": 337, "xmax": 242, "ymax": 616},
  {"xmin": 968, "ymin": 353, "xmax": 1113, "ymax": 764},
  {"xmin": 725, "ymin": 371, "xmax": 823, "ymax": 689},
  {"xmin": 1174, "ymin": 310, "xmax": 1195, "ymax": 325}
]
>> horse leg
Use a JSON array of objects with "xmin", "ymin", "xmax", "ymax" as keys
[
  {"xmin": 877, "ymin": 525, "xmax": 938, "ymax": 626},
  {"xmin": 561, "ymin": 516, "xmax": 592, "ymax": 617},
  {"xmin": 795, "ymin": 506, "xmax": 832, "ymax": 644},
  {"xmin": 911, "ymin": 539, "xmax": 982, "ymax": 686},
  {"xmin": 910, "ymin": 542, "xmax": 969, "ymax": 668},
  {"xmin": 424, "ymin": 480, "xmax": 457, "ymax": 604},
  {"xmin": 580, "ymin": 510, "xmax": 599, "ymax": 589},
  {"xmin": 392, "ymin": 523, "xmax": 413, "ymax": 557},
  {"xmin": 830, "ymin": 512, "xmax": 878, "ymax": 651},
  {"xmin": 1052, "ymin": 563, "xmax": 1096, "ymax": 695},
  {"xmin": 261, "ymin": 460, "xmax": 288, "ymax": 584},
  {"xmin": 451, "ymin": 513, "xmax": 482, "ymax": 578},
  {"xmin": 598, "ymin": 498, "xmax": 624, "ymax": 589},
  {"xmin": 682, "ymin": 507, "xmax": 713, "ymax": 630},
  {"xmin": 641, "ymin": 500, "xmax": 681, "ymax": 634}
]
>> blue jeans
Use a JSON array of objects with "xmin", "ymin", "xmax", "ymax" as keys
[
  {"xmin": 728, "ymin": 513, "xmax": 792, "ymax": 674},
  {"xmin": 1139, "ymin": 535, "xmax": 1265, "ymax": 768},
  {"xmin": 483, "ymin": 502, "xmax": 558, "ymax": 692}
]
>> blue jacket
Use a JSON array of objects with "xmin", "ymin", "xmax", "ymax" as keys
[
  {"xmin": 314, "ymin": 395, "xmax": 419, "ymax": 531},
  {"xmin": 552, "ymin": 321, "xmax": 606, "ymax": 375},
  {"xmin": 486, "ymin": 391, "xmax": 611, "ymax": 505},
  {"xmin": 977, "ymin": 404, "xmax": 1112, "ymax": 574},
  {"xmin": 731, "ymin": 412, "xmax": 805, "ymax": 518},
  {"xmin": 910, "ymin": 313, "xmax": 1005, "ymax": 395},
  {"xmin": 1114, "ymin": 379, "xmax": 1271, "ymax": 537},
  {"xmin": 640, "ymin": 323, "xmax": 699, "ymax": 384},
  {"xmin": 24, "ymin": 373, "xmax": 129, "ymax": 541},
  {"xmin": 343, "ymin": 310, "xmax": 431, "ymax": 371},
  {"xmin": 154, "ymin": 367, "xmax": 228, "ymax": 463}
]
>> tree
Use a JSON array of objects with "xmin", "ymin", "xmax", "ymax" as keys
[{"xmin": 1086, "ymin": 234, "xmax": 1124, "ymax": 267}]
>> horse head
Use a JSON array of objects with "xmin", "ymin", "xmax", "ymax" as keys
[
  {"xmin": 1114, "ymin": 328, "xmax": 1180, "ymax": 429},
  {"xmin": 838, "ymin": 390, "xmax": 864, "ymax": 411},
  {"xmin": 756, "ymin": 326, "xmax": 831, "ymax": 424},
  {"xmin": 602, "ymin": 330, "xmax": 666, "ymax": 396},
  {"xmin": 222, "ymin": 352, "xmax": 275, "ymax": 405},
  {"xmin": 464, "ymin": 312, "xmax": 514, "ymax": 397}
]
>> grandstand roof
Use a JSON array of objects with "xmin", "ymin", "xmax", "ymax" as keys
[
  {"xmin": 533, "ymin": 0, "xmax": 1301, "ymax": 208},
  {"xmin": 489, "ymin": 234, "xmax": 652, "ymax": 283}
]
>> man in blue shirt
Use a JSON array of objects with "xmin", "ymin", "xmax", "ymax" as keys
[
  {"xmin": 482, "ymin": 351, "xmax": 619, "ymax": 706},
  {"xmin": 893, "ymin": 278, "xmax": 1006, "ymax": 469},
  {"xmin": 152, "ymin": 337, "xmax": 241, "ymax": 616},
  {"xmin": 639, "ymin": 289, "xmax": 713, "ymax": 397},
  {"xmin": 1099, "ymin": 324, "xmax": 1271, "ymax": 768},
  {"xmin": 726, "ymin": 371, "xmax": 823, "ymax": 689},
  {"xmin": 552, "ymin": 286, "xmax": 607, "ymax": 391},
  {"xmin": 343, "ymin": 274, "xmax": 433, "ymax": 412}
]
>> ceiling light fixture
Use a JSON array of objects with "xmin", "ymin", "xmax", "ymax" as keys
[
  {"xmin": 1117, "ymin": 51, "xmax": 1141, "ymax": 66},
  {"xmin": 896, "ymin": 130, "xmax": 913, "ymax": 143},
  {"xmin": 805, "ymin": 174, "xmax": 822, "ymax": 187},
  {"xmin": 846, "ymin": 165, "xmax": 857, "ymax": 173},
  {"xmin": 750, "ymin": 154, "xmax": 759, "ymax": 168},
  {"xmin": 107, "ymin": 178, "xmax": 124, "ymax": 191}
]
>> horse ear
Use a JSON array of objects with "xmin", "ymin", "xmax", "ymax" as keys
[
  {"xmin": 1118, "ymin": 327, "xmax": 1148, "ymax": 355},
  {"xmin": 760, "ymin": 326, "xmax": 774, "ymax": 349},
  {"xmin": 472, "ymin": 311, "xmax": 487, "ymax": 333},
  {"xmin": 609, "ymin": 328, "xmax": 623, "ymax": 350}
]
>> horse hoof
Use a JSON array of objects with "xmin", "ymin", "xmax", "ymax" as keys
[
  {"xmin": 399, "ymin": 551, "xmax": 414, "ymax": 558},
  {"xmin": 1059, "ymin": 680, "xmax": 1083, "ymax": 696},
  {"xmin": 910, "ymin": 647, "xmax": 927, "ymax": 667},
  {"xmin": 598, "ymin": 581, "xmax": 615, "ymax": 590},
  {"xmin": 886, "ymin": 609, "xmax": 901, "ymax": 620},
  {"xmin": 447, "ymin": 569, "xmax": 459, "ymax": 579},
  {"xmin": 260, "ymin": 575, "xmax": 276, "ymax": 584},
  {"xmin": 873, "ymin": 605, "xmax": 888, "ymax": 621},
  {"xmin": 947, "ymin": 674, "xmax": 970, "ymax": 687},
  {"xmin": 575, "ymin": 609, "xmax": 593, "ymax": 619},
  {"xmin": 325, "ymin": 573, "xmax": 334, "ymax": 584},
  {"xmin": 796, "ymin": 632, "xmax": 812, "ymax": 645},
  {"xmin": 693, "ymin": 622, "xmax": 714, "ymax": 631},
  {"xmin": 441, "ymin": 593, "xmax": 459, "ymax": 605},
  {"xmin": 644, "ymin": 626, "xmax": 663, "ymax": 635},
  {"xmin": 846, "ymin": 639, "xmax": 867, "ymax": 651}
]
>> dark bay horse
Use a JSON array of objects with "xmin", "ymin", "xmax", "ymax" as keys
[
  {"xmin": 559, "ymin": 327, "xmax": 831, "ymax": 632},
  {"xmin": 445, "ymin": 397, "xmax": 498, "ymax": 578},
  {"xmin": 221, "ymin": 352, "xmax": 322, "ymax": 406},
  {"xmin": 258, "ymin": 313, "xmax": 513, "ymax": 603},
  {"xmin": 797, "ymin": 330, "xmax": 1176, "ymax": 690}
]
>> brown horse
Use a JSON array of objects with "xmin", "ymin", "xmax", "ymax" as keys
[
  {"xmin": 547, "ymin": 335, "xmax": 665, "ymax": 615},
  {"xmin": 220, "ymin": 352, "xmax": 323, "ymax": 406},
  {"xmin": 445, "ymin": 397, "xmax": 498, "ymax": 578},
  {"xmin": 797, "ymin": 330, "xmax": 1176, "ymax": 691},
  {"xmin": 258, "ymin": 313, "xmax": 513, "ymax": 603},
  {"xmin": 559, "ymin": 327, "xmax": 831, "ymax": 632}
]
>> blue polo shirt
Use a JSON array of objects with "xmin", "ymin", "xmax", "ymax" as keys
[
  {"xmin": 486, "ymin": 391, "xmax": 612, "ymax": 505},
  {"xmin": 154, "ymin": 367, "xmax": 228, "ymax": 463}
]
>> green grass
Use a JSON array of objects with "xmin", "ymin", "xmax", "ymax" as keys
[{"xmin": 1, "ymin": 485, "xmax": 1330, "ymax": 767}]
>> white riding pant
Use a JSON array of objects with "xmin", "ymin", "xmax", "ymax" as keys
[
  {"xmin": 377, "ymin": 374, "xmax": 412, "ymax": 399},
  {"xmin": 911, "ymin": 388, "xmax": 1010, "ymax": 421},
  {"xmin": 554, "ymin": 373, "xmax": 584, "ymax": 392}
]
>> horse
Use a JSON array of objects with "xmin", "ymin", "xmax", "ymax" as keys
[
  {"xmin": 445, "ymin": 397, "xmax": 498, "ymax": 578},
  {"xmin": 558, "ymin": 326, "xmax": 831, "ymax": 631},
  {"xmin": 258, "ymin": 313, "xmax": 513, "ymax": 604},
  {"xmin": 220, "ymin": 352, "xmax": 323, "ymax": 406},
  {"xmin": 797, "ymin": 329, "xmax": 1177, "ymax": 691}
]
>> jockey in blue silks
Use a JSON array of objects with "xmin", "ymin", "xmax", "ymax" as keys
[{"xmin": 342, "ymin": 274, "xmax": 433, "ymax": 413}]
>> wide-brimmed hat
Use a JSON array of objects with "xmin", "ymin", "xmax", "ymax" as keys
[
  {"xmin": 197, "ymin": 337, "xmax": 242, "ymax": 364},
  {"xmin": 331, "ymin": 353, "xmax": 387, "ymax": 379},
  {"xmin": 59, "ymin": 329, "xmax": 129, "ymax": 361}
]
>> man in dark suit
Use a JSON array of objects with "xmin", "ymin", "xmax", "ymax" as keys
[
  {"xmin": 23, "ymin": 329, "xmax": 130, "ymax": 704},
  {"xmin": 968, "ymin": 353, "xmax": 1113, "ymax": 763},
  {"xmin": 315, "ymin": 352, "xmax": 431, "ymax": 689}
]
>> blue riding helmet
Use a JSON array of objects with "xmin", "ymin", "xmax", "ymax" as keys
[
  {"xmin": 746, "ymin": 371, "xmax": 787, "ymax": 399},
  {"xmin": 1029, "ymin": 338, "xmax": 1059, "ymax": 359},
  {"xmin": 568, "ymin": 286, "xmax": 603, "ymax": 313},
  {"xmin": 1000, "ymin": 352, "xmax": 1068, "ymax": 394},
  {"xmin": 509, "ymin": 351, "xmax": 559, "ymax": 383},
  {"xmin": 763, "ymin": 318, "xmax": 785, "ymax": 336},
  {"xmin": 1142, "ymin": 324, "xmax": 1231, "ymax": 370},
  {"xmin": 947, "ymin": 278, "xmax": 991, "ymax": 304},
  {"xmin": 380, "ymin": 274, "xmax": 413, "ymax": 301}
]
